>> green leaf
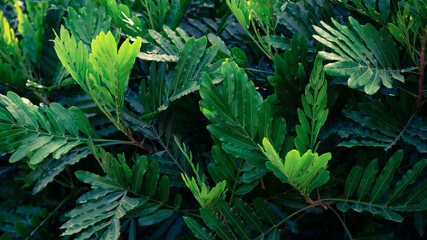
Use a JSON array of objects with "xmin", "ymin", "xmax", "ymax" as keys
[
  {"xmin": 131, "ymin": 156, "xmax": 148, "ymax": 193},
  {"xmin": 200, "ymin": 62, "xmax": 277, "ymax": 168},
  {"xmin": 64, "ymin": 0, "xmax": 111, "ymax": 46},
  {"xmin": 13, "ymin": 222, "xmax": 31, "ymax": 238},
  {"xmin": 9, "ymin": 135, "xmax": 53, "ymax": 163},
  {"xmin": 75, "ymin": 171, "xmax": 124, "ymax": 191},
  {"xmin": 145, "ymin": 162, "xmax": 160, "ymax": 198},
  {"xmin": 370, "ymin": 150, "xmax": 403, "ymax": 202},
  {"xmin": 314, "ymin": 17, "xmax": 404, "ymax": 94},
  {"xmin": 29, "ymin": 138, "xmax": 67, "ymax": 165},
  {"xmin": 262, "ymin": 138, "xmax": 331, "ymax": 197},
  {"xmin": 267, "ymin": 228, "xmax": 280, "ymax": 240},
  {"xmin": 61, "ymin": 191, "xmax": 139, "ymax": 239},
  {"xmin": 386, "ymin": 159, "xmax": 427, "ymax": 204},
  {"xmin": 32, "ymin": 150, "xmax": 90, "ymax": 194},
  {"xmin": 263, "ymin": 35, "xmax": 292, "ymax": 50},
  {"xmin": 200, "ymin": 208, "xmax": 235, "ymax": 240},
  {"xmin": 345, "ymin": 166, "xmax": 363, "ymax": 198},
  {"xmin": 340, "ymin": 101, "xmax": 427, "ymax": 153},
  {"xmin": 14, "ymin": 0, "xmax": 48, "ymax": 63},
  {"xmin": 357, "ymin": 159, "xmax": 379, "ymax": 201},
  {"xmin": 138, "ymin": 209, "xmax": 174, "ymax": 226},
  {"xmin": 379, "ymin": 209, "xmax": 403, "ymax": 222},
  {"xmin": 253, "ymin": 198, "xmax": 277, "ymax": 225},
  {"xmin": 184, "ymin": 217, "xmax": 215, "ymax": 240},
  {"xmin": 335, "ymin": 151, "xmax": 424, "ymax": 222},
  {"xmin": 98, "ymin": 0, "xmax": 145, "ymax": 37},
  {"xmin": 138, "ymin": 28, "xmax": 221, "ymax": 114},
  {"xmin": 217, "ymin": 200, "xmax": 251, "ymax": 239},
  {"xmin": 414, "ymin": 213, "xmax": 426, "ymax": 237},
  {"xmin": 294, "ymin": 55, "xmax": 328, "ymax": 152},
  {"xmin": 69, "ymin": 107, "xmax": 99, "ymax": 138},
  {"xmin": 158, "ymin": 175, "xmax": 170, "ymax": 203},
  {"xmin": 90, "ymin": 31, "xmax": 142, "ymax": 112},
  {"xmin": 232, "ymin": 198, "xmax": 264, "ymax": 233},
  {"xmin": 54, "ymin": 26, "xmax": 91, "ymax": 91},
  {"xmin": 231, "ymin": 47, "xmax": 248, "ymax": 68}
]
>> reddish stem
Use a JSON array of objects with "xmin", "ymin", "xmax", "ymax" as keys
[
  {"xmin": 128, "ymin": 133, "xmax": 154, "ymax": 154},
  {"xmin": 35, "ymin": 92, "xmax": 50, "ymax": 106},
  {"xmin": 417, "ymin": 36, "xmax": 425, "ymax": 113}
]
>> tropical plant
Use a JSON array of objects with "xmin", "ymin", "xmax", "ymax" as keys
[{"xmin": 0, "ymin": 0, "xmax": 426, "ymax": 239}]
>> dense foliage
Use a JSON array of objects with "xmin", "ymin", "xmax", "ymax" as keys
[{"xmin": 0, "ymin": 0, "xmax": 426, "ymax": 239}]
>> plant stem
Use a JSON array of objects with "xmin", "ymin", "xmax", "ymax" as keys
[
  {"xmin": 244, "ymin": 68, "xmax": 274, "ymax": 75},
  {"xmin": 385, "ymin": 112, "xmax": 415, "ymax": 151},
  {"xmin": 327, "ymin": 205, "xmax": 353, "ymax": 240},
  {"xmin": 255, "ymin": 205, "xmax": 314, "ymax": 239},
  {"xmin": 128, "ymin": 133, "xmax": 154, "ymax": 153},
  {"xmin": 25, "ymin": 189, "xmax": 79, "ymax": 240},
  {"xmin": 417, "ymin": 35, "xmax": 425, "ymax": 113}
]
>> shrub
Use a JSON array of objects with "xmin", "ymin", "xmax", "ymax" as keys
[{"xmin": 0, "ymin": 0, "xmax": 426, "ymax": 239}]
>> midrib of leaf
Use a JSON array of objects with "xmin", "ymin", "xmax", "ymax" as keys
[
  {"xmin": 5, "ymin": 120, "xmax": 129, "ymax": 145},
  {"xmin": 115, "ymin": 50, "xmax": 125, "ymax": 123},
  {"xmin": 127, "ymin": 187, "xmax": 200, "ymax": 218},
  {"xmin": 298, "ymin": 159, "xmax": 325, "ymax": 193},
  {"xmin": 357, "ymin": 64, "xmax": 405, "ymax": 74},
  {"xmin": 216, "ymin": 80, "xmax": 261, "ymax": 153},
  {"xmin": 228, "ymin": 159, "xmax": 244, "ymax": 203},
  {"xmin": 320, "ymin": 198, "xmax": 402, "ymax": 211}
]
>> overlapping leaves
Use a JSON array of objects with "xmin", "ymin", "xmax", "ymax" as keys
[
  {"xmin": 141, "ymin": 0, "xmax": 190, "ymax": 31},
  {"xmin": 136, "ymin": 29, "xmax": 221, "ymax": 115},
  {"xmin": 54, "ymin": 26, "xmax": 142, "ymax": 133},
  {"xmin": 0, "ymin": 92, "xmax": 98, "ymax": 165},
  {"xmin": 314, "ymin": 17, "xmax": 406, "ymax": 95},
  {"xmin": 97, "ymin": 0, "xmax": 145, "ymax": 37},
  {"xmin": 339, "ymin": 99, "xmax": 427, "ymax": 153},
  {"xmin": 268, "ymin": 35, "xmax": 308, "ymax": 127},
  {"xmin": 200, "ymin": 62, "xmax": 287, "ymax": 168},
  {"xmin": 14, "ymin": 0, "xmax": 48, "ymax": 63},
  {"xmin": 185, "ymin": 197, "xmax": 294, "ymax": 240},
  {"xmin": 262, "ymin": 138, "xmax": 331, "ymax": 199},
  {"xmin": 338, "ymin": 150, "xmax": 427, "ymax": 222},
  {"xmin": 294, "ymin": 56, "xmax": 328, "ymax": 153},
  {"xmin": 61, "ymin": 149, "xmax": 175, "ymax": 239},
  {"xmin": 64, "ymin": 0, "xmax": 111, "ymax": 46},
  {"xmin": 276, "ymin": 0, "xmax": 321, "ymax": 45},
  {"xmin": 0, "ymin": 11, "xmax": 26, "ymax": 89}
]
